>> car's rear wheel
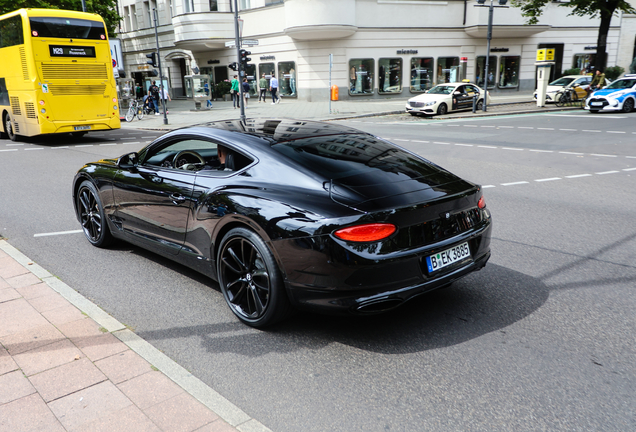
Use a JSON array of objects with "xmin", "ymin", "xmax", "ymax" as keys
[
  {"xmin": 77, "ymin": 180, "xmax": 113, "ymax": 248},
  {"xmin": 476, "ymin": 99, "xmax": 484, "ymax": 110},
  {"xmin": 437, "ymin": 103, "xmax": 448, "ymax": 115},
  {"xmin": 217, "ymin": 227, "xmax": 292, "ymax": 328},
  {"xmin": 622, "ymin": 98, "xmax": 634, "ymax": 113}
]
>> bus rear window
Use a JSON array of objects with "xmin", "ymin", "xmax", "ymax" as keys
[{"xmin": 29, "ymin": 17, "xmax": 106, "ymax": 40}]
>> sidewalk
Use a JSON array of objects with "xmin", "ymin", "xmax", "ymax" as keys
[
  {"xmin": 121, "ymin": 91, "xmax": 577, "ymax": 131},
  {"xmin": 0, "ymin": 239, "xmax": 269, "ymax": 432}
]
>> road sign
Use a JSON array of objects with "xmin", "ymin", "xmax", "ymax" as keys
[
  {"xmin": 242, "ymin": 39, "xmax": 259, "ymax": 46},
  {"xmin": 225, "ymin": 41, "xmax": 235, "ymax": 48}
]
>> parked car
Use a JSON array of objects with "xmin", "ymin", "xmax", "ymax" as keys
[
  {"xmin": 406, "ymin": 82, "xmax": 487, "ymax": 116},
  {"xmin": 533, "ymin": 74, "xmax": 610, "ymax": 103},
  {"xmin": 73, "ymin": 119, "xmax": 492, "ymax": 328},
  {"xmin": 585, "ymin": 75, "xmax": 636, "ymax": 113}
]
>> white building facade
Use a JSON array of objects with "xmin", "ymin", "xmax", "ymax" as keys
[{"xmin": 116, "ymin": 0, "xmax": 633, "ymax": 100}]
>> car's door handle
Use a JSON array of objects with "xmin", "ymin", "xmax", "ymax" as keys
[{"xmin": 170, "ymin": 193, "xmax": 186, "ymax": 205}]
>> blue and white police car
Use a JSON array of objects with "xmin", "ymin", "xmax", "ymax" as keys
[{"xmin": 585, "ymin": 74, "xmax": 636, "ymax": 113}]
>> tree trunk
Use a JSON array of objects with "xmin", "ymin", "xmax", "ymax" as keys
[{"xmin": 594, "ymin": 3, "xmax": 617, "ymax": 72}]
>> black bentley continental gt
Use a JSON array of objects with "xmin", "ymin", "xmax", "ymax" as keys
[{"xmin": 73, "ymin": 119, "xmax": 492, "ymax": 328}]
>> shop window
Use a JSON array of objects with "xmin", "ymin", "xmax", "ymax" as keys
[
  {"xmin": 437, "ymin": 57, "xmax": 460, "ymax": 84},
  {"xmin": 259, "ymin": 63, "xmax": 275, "ymax": 97},
  {"xmin": 378, "ymin": 58, "xmax": 403, "ymax": 94},
  {"xmin": 278, "ymin": 61, "xmax": 297, "ymax": 97},
  {"xmin": 349, "ymin": 59, "xmax": 374, "ymax": 95},
  {"xmin": 410, "ymin": 57, "xmax": 433, "ymax": 93},
  {"xmin": 475, "ymin": 56, "xmax": 497, "ymax": 88},
  {"xmin": 573, "ymin": 54, "xmax": 596, "ymax": 74},
  {"xmin": 245, "ymin": 64, "xmax": 257, "ymax": 96},
  {"xmin": 499, "ymin": 56, "xmax": 519, "ymax": 88}
]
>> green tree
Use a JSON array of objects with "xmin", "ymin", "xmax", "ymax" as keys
[
  {"xmin": 0, "ymin": 0, "xmax": 121, "ymax": 37},
  {"xmin": 511, "ymin": 0, "xmax": 636, "ymax": 72}
]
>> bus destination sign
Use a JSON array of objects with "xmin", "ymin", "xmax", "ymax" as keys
[{"xmin": 49, "ymin": 45, "xmax": 96, "ymax": 58}]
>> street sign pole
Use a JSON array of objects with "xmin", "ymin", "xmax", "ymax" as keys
[
  {"xmin": 153, "ymin": 8, "xmax": 168, "ymax": 125},
  {"xmin": 233, "ymin": 0, "xmax": 245, "ymax": 122},
  {"xmin": 329, "ymin": 54, "xmax": 333, "ymax": 115}
]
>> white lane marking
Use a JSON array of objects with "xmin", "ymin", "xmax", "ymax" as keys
[
  {"xmin": 455, "ymin": 144, "xmax": 473, "ymax": 147},
  {"xmin": 538, "ymin": 128, "xmax": 554, "ymax": 130},
  {"xmin": 24, "ymin": 148, "xmax": 43, "ymax": 151},
  {"xmin": 463, "ymin": 125, "xmax": 478, "ymax": 127},
  {"xmin": 478, "ymin": 145, "xmax": 497, "ymax": 149},
  {"xmin": 559, "ymin": 152, "xmax": 583, "ymax": 155},
  {"xmin": 544, "ymin": 114, "xmax": 627, "ymax": 119},
  {"xmin": 141, "ymin": 136, "xmax": 156, "ymax": 139},
  {"xmin": 502, "ymin": 147, "xmax": 523, "ymax": 151},
  {"xmin": 518, "ymin": 127, "xmax": 533, "ymax": 129},
  {"xmin": 34, "ymin": 229, "xmax": 83, "ymax": 237},
  {"xmin": 501, "ymin": 181, "xmax": 529, "ymax": 186},
  {"xmin": 393, "ymin": 139, "xmax": 410, "ymax": 142},
  {"xmin": 0, "ymin": 149, "xmax": 18, "ymax": 152},
  {"xmin": 433, "ymin": 142, "xmax": 450, "ymax": 145},
  {"xmin": 74, "ymin": 145, "xmax": 94, "ymax": 148},
  {"xmin": 498, "ymin": 126, "xmax": 514, "ymax": 129},
  {"xmin": 412, "ymin": 140, "xmax": 429, "ymax": 143},
  {"xmin": 590, "ymin": 154, "xmax": 617, "ymax": 158},
  {"xmin": 121, "ymin": 137, "xmax": 138, "ymax": 140},
  {"xmin": 627, "ymin": 156, "xmax": 636, "ymax": 159},
  {"xmin": 596, "ymin": 170, "xmax": 619, "ymax": 175},
  {"xmin": 582, "ymin": 130, "xmax": 601, "ymax": 133},
  {"xmin": 530, "ymin": 149, "xmax": 553, "ymax": 153},
  {"xmin": 623, "ymin": 168, "xmax": 636, "ymax": 171},
  {"xmin": 559, "ymin": 129, "xmax": 577, "ymax": 131},
  {"xmin": 565, "ymin": 174, "xmax": 592, "ymax": 178},
  {"xmin": 99, "ymin": 143, "xmax": 117, "ymax": 146},
  {"xmin": 124, "ymin": 141, "xmax": 141, "ymax": 145},
  {"xmin": 6, "ymin": 143, "xmax": 24, "ymax": 146},
  {"xmin": 535, "ymin": 177, "xmax": 561, "ymax": 182},
  {"xmin": 51, "ymin": 146, "xmax": 69, "ymax": 149},
  {"xmin": 607, "ymin": 131, "xmax": 626, "ymax": 134},
  {"xmin": 483, "ymin": 185, "xmax": 496, "ymax": 188}
]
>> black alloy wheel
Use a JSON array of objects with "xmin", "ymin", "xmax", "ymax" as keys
[
  {"xmin": 5, "ymin": 113, "xmax": 18, "ymax": 142},
  {"xmin": 217, "ymin": 227, "xmax": 291, "ymax": 328},
  {"xmin": 437, "ymin": 103, "xmax": 448, "ymax": 115},
  {"xmin": 476, "ymin": 99, "xmax": 484, "ymax": 110},
  {"xmin": 77, "ymin": 180, "xmax": 113, "ymax": 247},
  {"xmin": 622, "ymin": 98, "xmax": 634, "ymax": 113}
]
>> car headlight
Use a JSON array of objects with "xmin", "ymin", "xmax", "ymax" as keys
[
  {"xmin": 424, "ymin": 101, "xmax": 436, "ymax": 106},
  {"xmin": 610, "ymin": 99, "xmax": 619, "ymax": 107}
]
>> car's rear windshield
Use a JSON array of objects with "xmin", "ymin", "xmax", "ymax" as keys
[
  {"xmin": 271, "ymin": 134, "xmax": 443, "ymax": 181},
  {"xmin": 29, "ymin": 17, "xmax": 106, "ymax": 40},
  {"xmin": 549, "ymin": 77, "xmax": 575, "ymax": 86},
  {"xmin": 606, "ymin": 79, "xmax": 636, "ymax": 90}
]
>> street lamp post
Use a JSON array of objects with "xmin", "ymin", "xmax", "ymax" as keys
[{"xmin": 475, "ymin": 0, "xmax": 508, "ymax": 112}]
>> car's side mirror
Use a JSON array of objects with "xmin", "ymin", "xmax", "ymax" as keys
[
  {"xmin": 118, "ymin": 152, "xmax": 139, "ymax": 170},
  {"xmin": 453, "ymin": 91, "xmax": 461, "ymax": 95}
]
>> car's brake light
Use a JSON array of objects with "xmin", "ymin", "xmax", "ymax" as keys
[
  {"xmin": 478, "ymin": 195, "xmax": 486, "ymax": 209},
  {"xmin": 334, "ymin": 223, "xmax": 396, "ymax": 242}
]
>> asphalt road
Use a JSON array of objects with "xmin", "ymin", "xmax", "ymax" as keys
[{"xmin": 1, "ymin": 113, "xmax": 635, "ymax": 431}]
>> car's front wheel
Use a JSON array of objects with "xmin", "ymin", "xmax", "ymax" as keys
[
  {"xmin": 217, "ymin": 227, "xmax": 292, "ymax": 328},
  {"xmin": 437, "ymin": 103, "xmax": 448, "ymax": 115},
  {"xmin": 622, "ymin": 98, "xmax": 634, "ymax": 113},
  {"xmin": 77, "ymin": 180, "xmax": 113, "ymax": 248}
]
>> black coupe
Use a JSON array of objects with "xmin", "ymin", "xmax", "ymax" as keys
[{"xmin": 73, "ymin": 119, "xmax": 492, "ymax": 328}]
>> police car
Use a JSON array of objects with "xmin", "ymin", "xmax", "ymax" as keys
[{"xmin": 585, "ymin": 74, "xmax": 636, "ymax": 113}]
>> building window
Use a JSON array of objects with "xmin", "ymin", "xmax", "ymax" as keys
[
  {"xmin": 349, "ymin": 59, "xmax": 374, "ymax": 95},
  {"xmin": 475, "ymin": 56, "xmax": 496, "ymax": 88},
  {"xmin": 499, "ymin": 56, "xmax": 519, "ymax": 88},
  {"xmin": 410, "ymin": 57, "xmax": 433, "ymax": 93},
  {"xmin": 378, "ymin": 58, "xmax": 402, "ymax": 94},
  {"xmin": 278, "ymin": 61, "xmax": 296, "ymax": 97},
  {"xmin": 437, "ymin": 57, "xmax": 460, "ymax": 84},
  {"xmin": 184, "ymin": 0, "xmax": 195, "ymax": 13},
  {"xmin": 130, "ymin": 5, "xmax": 138, "ymax": 30},
  {"xmin": 209, "ymin": 0, "xmax": 218, "ymax": 11},
  {"xmin": 123, "ymin": 6, "xmax": 131, "ymax": 32},
  {"xmin": 239, "ymin": 0, "xmax": 251, "ymax": 10},
  {"xmin": 573, "ymin": 54, "xmax": 596, "ymax": 74}
]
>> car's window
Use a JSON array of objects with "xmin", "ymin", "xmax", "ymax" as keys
[
  {"xmin": 466, "ymin": 85, "xmax": 479, "ymax": 94},
  {"xmin": 549, "ymin": 77, "xmax": 575, "ymax": 87},
  {"xmin": 605, "ymin": 79, "xmax": 636, "ymax": 90},
  {"xmin": 143, "ymin": 139, "xmax": 219, "ymax": 169},
  {"xmin": 427, "ymin": 85, "xmax": 454, "ymax": 95},
  {"xmin": 271, "ymin": 133, "xmax": 443, "ymax": 181}
]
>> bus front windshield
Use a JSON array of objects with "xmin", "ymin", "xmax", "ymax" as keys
[{"xmin": 29, "ymin": 17, "xmax": 106, "ymax": 40}]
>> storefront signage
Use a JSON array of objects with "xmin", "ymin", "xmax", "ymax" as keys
[
  {"xmin": 490, "ymin": 47, "xmax": 509, "ymax": 52},
  {"xmin": 49, "ymin": 45, "xmax": 96, "ymax": 58},
  {"xmin": 260, "ymin": 55, "xmax": 275, "ymax": 60},
  {"xmin": 207, "ymin": 59, "xmax": 220, "ymax": 64},
  {"xmin": 397, "ymin": 49, "xmax": 418, "ymax": 55},
  {"xmin": 584, "ymin": 46, "xmax": 597, "ymax": 50}
]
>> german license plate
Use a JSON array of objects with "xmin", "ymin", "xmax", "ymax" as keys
[
  {"xmin": 425, "ymin": 242, "xmax": 470, "ymax": 273},
  {"xmin": 590, "ymin": 102, "xmax": 603, "ymax": 106},
  {"xmin": 74, "ymin": 125, "xmax": 91, "ymax": 131}
]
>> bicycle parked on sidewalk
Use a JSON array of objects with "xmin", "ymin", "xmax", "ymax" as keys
[
  {"xmin": 555, "ymin": 84, "xmax": 582, "ymax": 107},
  {"xmin": 125, "ymin": 99, "xmax": 145, "ymax": 122}
]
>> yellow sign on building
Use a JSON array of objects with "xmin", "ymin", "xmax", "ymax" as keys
[{"xmin": 537, "ymin": 49, "xmax": 555, "ymax": 62}]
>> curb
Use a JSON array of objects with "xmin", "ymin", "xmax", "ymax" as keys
[{"xmin": 0, "ymin": 239, "xmax": 271, "ymax": 432}]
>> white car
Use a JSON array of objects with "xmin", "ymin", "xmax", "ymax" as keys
[
  {"xmin": 406, "ymin": 83, "xmax": 486, "ymax": 116},
  {"xmin": 585, "ymin": 75, "xmax": 636, "ymax": 113},
  {"xmin": 533, "ymin": 74, "xmax": 610, "ymax": 102}
]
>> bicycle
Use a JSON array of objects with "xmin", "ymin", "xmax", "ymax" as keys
[
  {"xmin": 555, "ymin": 85, "xmax": 580, "ymax": 107},
  {"xmin": 124, "ymin": 99, "xmax": 144, "ymax": 122}
]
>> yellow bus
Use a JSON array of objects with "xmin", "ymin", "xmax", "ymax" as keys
[{"xmin": 0, "ymin": 8, "xmax": 120, "ymax": 141}]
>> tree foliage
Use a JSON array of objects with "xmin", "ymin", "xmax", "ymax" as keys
[
  {"xmin": 511, "ymin": 0, "xmax": 636, "ymax": 71},
  {"xmin": 0, "ymin": 0, "xmax": 121, "ymax": 37}
]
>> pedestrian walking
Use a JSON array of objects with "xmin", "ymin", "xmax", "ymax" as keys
[
  {"xmin": 231, "ymin": 75, "xmax": 240, "ymax": 108},
  {"xmin": 259, "ymin": 73, "xmax": 267, "ymax": 102},
  {"xmin": 242, "ymin": 78, "xmax": 251, "ymax": 108},
  {"xmin": 148, "ymin": 80, "xmax": 160, "ymax": 115},
  {"xmin": 159, "ymin": 86, "xmax": 171, "ymax": 114},
  {"xmin": 270, "ymin": 72, "xmax": 280, "ymax": 104}
]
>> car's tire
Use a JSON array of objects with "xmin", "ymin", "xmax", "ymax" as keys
[
  {"xmin": 589, "ymin": 110, "xmax": 599, "ymax": 114},
  {"xmin": 622, "ymin": 98, "xmax": 634, "ymax": 113},
  {"xmin": 76, "ymin": 180, "xmax": 113, "ymax": 248},
  {"xmin": 5, "ymin": 113, "xmax": 19, "ymax": 142},
  {"xmin": 70, "ymin": 131, "xmax": 87, "ymax": 139},
  {"xmin": 437, "ymin": 103, "xmax": 448, "ymax": 115},
  {"xmin": 217, "ymin": 227, "xmax": 292, "ymax": 328},
  {"xmin": 476, "ymin": 99, "xmax": 484, "ymax": 110}
]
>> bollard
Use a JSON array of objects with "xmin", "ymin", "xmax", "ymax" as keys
[{"xmin": 473, "ymin": 94, "xmax": 477, "ymax": 113}]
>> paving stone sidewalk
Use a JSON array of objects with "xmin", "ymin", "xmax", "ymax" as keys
[{"xmin": 0, "ymin": 239, "xmax": 268, "ymax": 432}]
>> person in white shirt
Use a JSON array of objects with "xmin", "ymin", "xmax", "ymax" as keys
[
  {"xmin": 269, "ymin": 73, "xmax": 280, "ymax": 104},
  {"xmin": 159, "ymin": 87, "xmax": 171, "ymax": 114}
]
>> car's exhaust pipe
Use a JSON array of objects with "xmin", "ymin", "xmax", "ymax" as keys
[{"xmin": 355, "ymin": 298, "xmax": 403, "ymax": 314}]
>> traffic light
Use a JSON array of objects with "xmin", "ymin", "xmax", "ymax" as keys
[
  {"xmin": 146, "ymin": 52, "xmax": 157, "ymax": 67},
  {"xmin": 239, "ymin": 49, "xmax": 251, "ymax": 67},
  {"xmin": 229, "ymin": 62, "xmax": 238, "ymax": 71}
]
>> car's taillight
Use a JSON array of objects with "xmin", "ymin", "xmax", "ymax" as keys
[
  {"xmin": 478, "ymin": 195, "xmax": 486, "ymax": 209},
  {"xmin": 334, "ymin": 223, "xmax": 396, "ymax": 242}
]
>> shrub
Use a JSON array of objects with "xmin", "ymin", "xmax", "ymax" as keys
[
  {"xmin": 562, "ymin": 68, "xmax": 581, "ymax": 76},
  {"xmin": 215, "ymin": 81, "xmax": 232, "ymax": 98},
  {"xmin": 604, "ymin": 66, "xmax": 624, "ymax": 81}
]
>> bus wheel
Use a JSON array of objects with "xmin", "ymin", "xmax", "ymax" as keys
[
  {"xmin": 71, "ymin": 132, "xmax": 87, "ymax": 139},
  {"xmin": 5, "ymin": 113, "xmax": 19, "ymax": 142}
]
